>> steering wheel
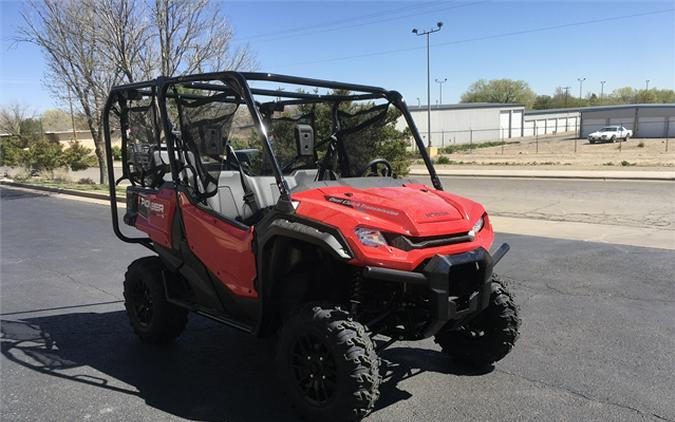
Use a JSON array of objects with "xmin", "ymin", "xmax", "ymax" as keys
[{"xmin": 360, "ymin": 158, "xmax": 394, "ymax": 177}]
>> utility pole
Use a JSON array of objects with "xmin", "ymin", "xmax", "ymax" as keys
[
  {"xmin": 67, "ymin": 89, "xmax": 77, "ymax": 141},
  {"xmin": 412, "ymin": 22, "xmax": 443, "ymax": 148},
  {"xmin": 645, "ymin": 79, "xmax": 650, "ymax": 90},
  {"xmin": 600, "ymin": 81, "xmax": 606, "ymax": 102},
  {"xmin": 577, "ymin": 77, "xmax": 586, "ymax": 100},
  {"xmin": 276, "ymin": 86, "xmax": 285, "ymax": 101},
  {"xmin": 563, "ymin": 86, "xmax": 571, "ymax": 107},
  {"xmin": 435, "ymin": 77, "xmax": 447, "ymax": 107}
]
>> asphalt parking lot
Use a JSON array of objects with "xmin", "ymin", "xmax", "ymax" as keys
[{"xmin": 1, "ymin": 186, "xmax": 674, "ymax": 421}]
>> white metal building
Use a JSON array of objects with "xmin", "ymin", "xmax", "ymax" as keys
[{"xmin": 399, "ymin": 103, "xmax": 525, "ymax": 147}]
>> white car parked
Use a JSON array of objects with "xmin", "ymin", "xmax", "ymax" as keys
[{"xmin": 587, "ymin": 126, "xmax": 632, "ymax": 144}]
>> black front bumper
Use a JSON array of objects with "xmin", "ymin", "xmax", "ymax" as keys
[{"xmin": 363, "ymin": 243, "xmax": 509, "ymax": 338}]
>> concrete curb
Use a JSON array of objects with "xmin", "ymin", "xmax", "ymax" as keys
[
  {"xmin": 0, "ymin": 181, "xmax": 111, "ymax": 201},
  {"xmin": 409, "ymin": 171, "xmax": 675, "ymax": 181}
]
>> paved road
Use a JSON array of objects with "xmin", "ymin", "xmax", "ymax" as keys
[
  {"xmin": 438, "ymin": 176, "xmax": 675, "ymax": 230},
  {"xmin": 1, "ymin": 188, "xmax": 674, "ymax": 421}
]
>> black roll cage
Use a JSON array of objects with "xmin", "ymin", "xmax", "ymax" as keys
[{"xmin": 103, "ymin": 71, "xmax": 443, "ymax": 246}]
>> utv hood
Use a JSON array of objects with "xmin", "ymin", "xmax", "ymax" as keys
[{"xmin": 292, "ymin": 182, "xmax": 485, "ymax": 237}]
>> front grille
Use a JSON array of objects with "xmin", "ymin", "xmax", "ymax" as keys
[{"xmin": 385, "ymin": 232, "xmax": 472, "ymax": 251}]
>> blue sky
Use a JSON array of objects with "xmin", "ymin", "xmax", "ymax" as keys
[{"xmin": 1, "ymin": 0, "xmax": 673, "ymax": 112}]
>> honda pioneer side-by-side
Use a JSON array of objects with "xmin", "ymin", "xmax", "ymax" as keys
[{"xmin": 103, "ymin": 72, "xmax": 520, "ymax": 421}]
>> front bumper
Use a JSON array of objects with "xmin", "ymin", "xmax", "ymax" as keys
[{"xmin": 363, "ymin": 243, "xmax": 509, "ymax": 338}]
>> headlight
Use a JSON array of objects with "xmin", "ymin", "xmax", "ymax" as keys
[
  {"xmin": 355, "ymin": 227, "xmax": 388, "ymax": 247},
  {"xmin": 469, "ymin": 216, "xmax": 485, "ymax": 237}
]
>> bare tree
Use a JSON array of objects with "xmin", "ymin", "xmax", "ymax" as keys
[
  {"xmin": 0, "ymin": 103, "xmax": 35, "ymax": 138},
  {"xmin": 18, "ymin": 0, "xmax": 256, "ymax": 183}
]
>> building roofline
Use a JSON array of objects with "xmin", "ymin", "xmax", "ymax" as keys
[
  {"xmin": 525, "ymin": 103, "xmax": 675, "ymax": 115},
  {"xmin": 407, "ymin": 103, "xmax": 524, "ymax": 111}
]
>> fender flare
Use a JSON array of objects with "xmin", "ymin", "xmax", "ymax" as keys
[{"xmin": 253, "ymin": 217, "xmax": 354, "ymax": 336}]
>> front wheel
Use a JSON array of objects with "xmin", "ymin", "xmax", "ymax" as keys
[
  {"xmin": 625, "ymin": 134, "xmax": 631, "ymax": 141},
  {"xmin": 123, "ymin": 256, "xmax": 188, "ymax": 344},
  {"xmin": 276, "ymin": 304, "xmax": 381, "ymax": 421},
  {"xmin": 434, "ymin": 275, "xmax": 521, "ymax": 368}
]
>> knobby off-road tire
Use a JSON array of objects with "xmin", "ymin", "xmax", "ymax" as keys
[
  {"xmin": 123, "ymin": 256, "xmax": 188, "ymax": 344},
  {"xmin": 434, "ymin": 275, "xmax": 521, "ymax": 368},
  {"xmin": 277, "ymin": 304, "xmax": 381, "ymax": 422}
]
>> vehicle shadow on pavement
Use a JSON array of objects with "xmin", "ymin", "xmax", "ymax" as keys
[
  {"xmin": 375, "ymin": 347, "xmax": 493, "ymax": 411},
  {"xmin": 0, "ymin": 311, "xmax": 485, "ymax": 420}
]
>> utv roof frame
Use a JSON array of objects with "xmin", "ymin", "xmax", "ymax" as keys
[{"xmin": 103, "ymin": 72, "xmax": 443, "ymax": 246}]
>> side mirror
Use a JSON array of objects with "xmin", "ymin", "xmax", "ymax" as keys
[{"xmin": 295, "ymin": 124, "xmax": 314, "ymax": 157}]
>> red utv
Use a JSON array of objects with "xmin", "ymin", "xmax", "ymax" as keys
[{"xmin": 103, "ymin": 72, "xmax": 520, "ymax": 421}]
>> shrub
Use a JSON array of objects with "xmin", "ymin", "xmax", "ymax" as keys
[
  {"xmin": 620, "ymin": 160, "xmax": 635, "ymax": 167},
  {"xmin": 0, "ymin": 136, "xmax": 29, "ymax": 166},
  {"xmin": 63, "ymin": 141, "xmax": 96, "ymax": 171},
  {"xmin": 441, "ymin": 141, "xmax": 519, "ymax": 154},
  {"xmin": 24, "ymin": 138, "xmax": 65, "ymax": 175},
  {"xmin": 435, "ymin": 155, "xmax": 451, "ymax": 165},
  {"xmin": 603, "ymin": 161, "xmax": 615, "ymax": 166},
  {"xmin": 637, "ymin": 142, "xmax": 645, "ymax": 148},
  {"xmin": 111, "ymin": 145, "xmax": 122, "ymax": 160},
  {"xmin": 78, "ymin": 177, "xmax": 96, "ymax": 185}
]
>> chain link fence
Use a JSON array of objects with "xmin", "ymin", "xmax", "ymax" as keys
[{"xmin": 411, "ymin": 119, "xmax": 671, "ymax": 154}]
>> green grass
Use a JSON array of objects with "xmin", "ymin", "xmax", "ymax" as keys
[
  {"xmin": 440, "ymin": 141, "xmax": 520, "ymax": 154},
  {"xmin": 8, "ymin": 177, "xmax": 126, "ymax": 196}
]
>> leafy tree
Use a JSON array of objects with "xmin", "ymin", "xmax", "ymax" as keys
[
  {"xmin": 461, "ymin": 79, "xmax": 536, "ymax": 108},
  {"xmin": 533, "ymin": 95, "xmax": 552, "ymax": 110},
  {"xmin": 41, "ymin": 108, "xmax": 87, "ymax": 132}
]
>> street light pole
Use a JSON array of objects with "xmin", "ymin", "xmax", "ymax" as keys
[
  {"xmin": 435, "ymin": 77, "xmax": 447, "ymax": 107},
  {"xmin": 412, "ymin": 22, "xmax": 443, "ymax": 148},
  {"xmin": 645, "ymin": 79, "xmax": 650, "ymax": 90},
  {"xmin": 577, "ymin": 77, "xmax": 586, "ymax": 100},
  {"xmin": 600, "ymin": 80, "xmax": 606, "ymax": 102},
  {"xmin": 416, "ymin": 97, "xmax": 421, "ymax": 107}
]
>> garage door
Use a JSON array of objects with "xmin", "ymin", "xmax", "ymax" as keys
[
  {"xmin": 523, "ymin": 120, "xmax": 534, "ymax": 137},
  {"xmin": 582, "ymin": 118, "xmax": 607, "ymax": 137},
  {"xmin": 609, "ymin": 117, "xmax": 635, "ymax": 131},
  {"xmin": 668, "ymin": 118, "xmax": 675, "ymax": 137},
  {"xmin": 511, "ymin": 111, "xmax": 523, "ymax": 137},
  {"xmin": 637, "ymin": 117, "xmax": 666, "ymax": 137}
]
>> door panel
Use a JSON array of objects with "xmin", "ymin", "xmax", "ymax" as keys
[
  {"xmin": 131, "ymin": 187, "xmax": 176, "ymax": 248},
  {"xmin": 178, "ymin": 193, "xmax": 258, "ymax": 298}
]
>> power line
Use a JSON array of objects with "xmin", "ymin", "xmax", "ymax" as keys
[
  {"xmin": 275, "ymin": 8, "xmax": 674, "ymax": 68},
  {"xmin": 235, "ymin": 1, "xmax": 486, "ymax": 44},
  {"xmin": 233, "ymin": 1, "xmax": 443, "ymax": 42}
]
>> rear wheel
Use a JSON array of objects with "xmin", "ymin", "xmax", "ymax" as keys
[
  {"xmin": 277, "ymin": 304, "xmax": 381, "ymax": 421},
  {"xmin": 611, "ymin": 135, "xmax": 616, "ymax": 143},
  {"xmin": 435, "ymin": 275, "xmax": 520, "ymax": 368},
  {"xmin": 123, "ymin": 256, "xmax": 188, "ymax": 344}
]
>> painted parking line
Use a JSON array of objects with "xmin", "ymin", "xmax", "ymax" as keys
[{"xmin": 492, "ymin": 215, "xmax": 675, "ymax": 251}]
